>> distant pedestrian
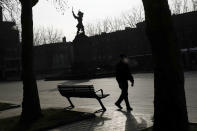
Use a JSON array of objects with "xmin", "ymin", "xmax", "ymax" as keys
[{"xmin": 115, "ymin": 54, "xmax": 134, "ymax": 111}]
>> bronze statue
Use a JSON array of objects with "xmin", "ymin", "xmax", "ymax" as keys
[{"xmin": 72, "ymin": 8, "xmax": 85, "ymax": 36}]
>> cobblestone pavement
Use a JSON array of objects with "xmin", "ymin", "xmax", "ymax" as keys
[
  {"xmin": 50, "ymin": 107, "xmax": 153, "ymax": 131},
  {"xmin": 0, "ymin": 106, "xmax": 153, "ymax": 131}
]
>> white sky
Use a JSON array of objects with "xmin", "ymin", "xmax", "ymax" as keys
[{"xmin": 33, "ymin": 0, "xmax": 142, "ymax": 41}]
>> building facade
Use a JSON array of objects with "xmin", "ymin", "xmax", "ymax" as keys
[
  {"xmin": 73, "ymin": 11, "xmax": 197, "ymax": 72},
  {"xmin": 34, "ymin": 42, "xmax": 73, "ymax": 77},
  {"xmin": 0, "ymin": 7, "xmax": 21, "ymax": 80}
]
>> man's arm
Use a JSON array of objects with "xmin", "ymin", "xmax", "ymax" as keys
[
  {"xmin": 127, "ymin": 65, "xmax": 134, "ymax": 86},
  {"xmin": 129, "ymin": 75, "xmax": 134, "ymax": 86}
]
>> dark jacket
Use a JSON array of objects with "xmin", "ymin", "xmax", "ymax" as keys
[{"xmin": 116, "ymin": 61, "xmax": 134, "ymax": 83}]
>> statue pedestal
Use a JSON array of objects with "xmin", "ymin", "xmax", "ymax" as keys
[{"xmin": 71, "ymin": 34, "xmax": 94, "ymax": 75}]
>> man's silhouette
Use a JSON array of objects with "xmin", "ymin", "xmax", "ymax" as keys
[
  {"xmin": 115, "ymin": 54, "xmax": 134, "ymax": 111},
  {"xmin": 72, "ymin": 9, "xmax": 85, "ymax": 35}
]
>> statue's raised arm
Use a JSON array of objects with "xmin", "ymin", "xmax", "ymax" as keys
[{"xmin": 72, "ymin": 8, "xmax": 78, "ymax": 19}]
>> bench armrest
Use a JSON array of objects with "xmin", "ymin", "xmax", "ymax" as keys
[{"xmin": 95, "ymin": 89, "xmax": 104, "ymax": 97}]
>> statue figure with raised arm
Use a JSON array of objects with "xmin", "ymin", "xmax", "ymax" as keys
[{"xmin": 72, "ymin": 8, "xmax": 85, "ymax": 36}]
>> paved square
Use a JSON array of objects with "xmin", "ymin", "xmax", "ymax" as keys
[{"xmin": 0, "ymin": 72, "xmax": 197, "ymax": 130}]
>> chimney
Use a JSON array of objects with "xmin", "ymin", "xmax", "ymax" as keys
[
  {"xmin": 0, "ymin": 6, "xmax": 2, "ymax": 22},
  {"xmin": 62, "ymin": 37, "xmax": 66, "ymax": 43}
]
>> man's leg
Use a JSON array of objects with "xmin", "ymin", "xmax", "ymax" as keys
[
  {"xmin": 115, "ymin": 82, "xmax": 124, "ymax": 109},
  {"xmin": 116, "ymin": 89, "xmax": 124, "ymax": 104},
  {"xmin": 122, "ymin": 84, "xmax": 132, "ymax": 110}
]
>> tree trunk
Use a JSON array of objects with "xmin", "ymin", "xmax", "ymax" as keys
[
  {"xmin": 141, "ymin": 0, "xmax": 189, "ymax": 131},
  {"xmin": 20, "ymin": 0, "xmax": 41, "ymax": 123}
]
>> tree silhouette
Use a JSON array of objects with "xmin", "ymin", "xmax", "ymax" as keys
[
  {"xmin": 19, "ymin": 0, "xmax": 41, "ymax": 122},
  {"xmin": 142, "ymin": 0, "xmax": 189, "ymax": 131},
  {"xmin": 0, "ymin": 0, "xmax": 67, "ymax": 123}
]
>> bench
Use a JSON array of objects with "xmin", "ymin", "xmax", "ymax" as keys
[{"xmin": 58, "ymin": 84, "xmax": 110, "ymax": 112}]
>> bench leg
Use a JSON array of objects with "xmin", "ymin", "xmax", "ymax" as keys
[
  {"xmin": 96, "ymin": 98, "xmax": 106, "ymax": 112},
  {"xmin": 66, "ymin": 97, "xmax": 75, "ymax": 109}
]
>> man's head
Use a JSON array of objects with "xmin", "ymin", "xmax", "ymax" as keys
[{"xmin": 120, "ymin": 54, "xmax": 129, "ymax": 63}]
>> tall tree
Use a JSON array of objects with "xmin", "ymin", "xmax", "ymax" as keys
[
  {"xmin": 0, "ymin": 0, "xmax": 66, "ymax": 123},
  {"xmin": 19, "ymin": 0, "xmax": 41, "ymax": 122},
  {"xmin": 141, "ymin": 0, "xmax": 189, "ymax": 131}
]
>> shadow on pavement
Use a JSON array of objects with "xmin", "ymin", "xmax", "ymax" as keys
[
  {"xmin": 51, "ymin": 112, "xmax": 111, "ymax": 131},
  {"xmin": 118, "ymin": 110, "xmax": 148, "ymax": 131}
]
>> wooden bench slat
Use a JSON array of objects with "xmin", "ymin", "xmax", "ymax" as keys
[
  {"xmin": 58, "ymin": 84, "xmax": 109, "ymax": 99},
  {"xmin": 58, "ymin": 85, "xmax": 94, "ymax": 88}
]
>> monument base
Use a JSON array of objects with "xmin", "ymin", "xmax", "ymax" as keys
[{"xmin": 72, "ymin": 33, "xmax": 95, "ymax": 75}]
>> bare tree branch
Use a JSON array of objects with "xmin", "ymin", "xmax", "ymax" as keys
[
  {"xmin": 192, "ymin": 0, "xmax": 197, "ymax": 11},
  {"xmin": 0, "ymin": 0, "xmax": 21, "ymax": 24},
  {"xmin": 85, "ymin": 6, "xmax": 145, "ymax": 36},
  {"xmin": 46, "ymin": 0, "xmax": 69, "ymax": 14},
  {"xmin": 34, "ymin": 26, "xmax": 63, "ymax": 45},
  {"xmin": 122, "ymin": 6, "xmax": 144, "ymax": 28}
]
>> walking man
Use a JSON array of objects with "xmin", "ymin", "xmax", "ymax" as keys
[{"xmin": 115, "ymin": 54, "xmax": 134, "ymax": 111}]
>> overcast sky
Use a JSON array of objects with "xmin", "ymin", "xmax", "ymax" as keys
[{"xmin": 33, "ymin": 0, "xmax": 142, "ymax": 41}]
